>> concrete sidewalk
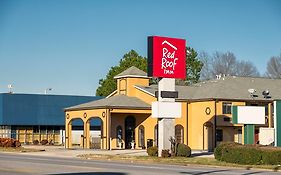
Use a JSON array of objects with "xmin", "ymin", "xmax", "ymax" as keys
[
  {"xmin": 21, "ymin": 145, "xmax": 148, "ymax": 158},
  {"xmin": 20, "ymin": 145, "xmax": 214, "ymax": 158}
]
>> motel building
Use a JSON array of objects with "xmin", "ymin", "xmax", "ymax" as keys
[{"xmin": 65, "ymin": 66, "xmax": 281, "ymax": 151}]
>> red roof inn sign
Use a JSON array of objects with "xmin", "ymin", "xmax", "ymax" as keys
[{"xmin": 148, "ymin": 36, "xmax": 186, "ymax": 79}]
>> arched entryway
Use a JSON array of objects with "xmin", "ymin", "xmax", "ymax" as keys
[
  {"xmin": 88, "ymin": 117, "xmax": 103, "ymax": 149},
  {"xmin": 203, "ymin": 121, "xmax": 213, "ymax": 151},
  {"xmin": 69, "ymin": 118, "xmax": 84, "ymax": 147},
  {"xmin": 125, "ymin": 116, "xmax": 136, "ymax": 149}
]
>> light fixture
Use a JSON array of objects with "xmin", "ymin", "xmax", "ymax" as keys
[{"xmin": 45, "ymin": 88, "xmax": 53, "ymax": 94}]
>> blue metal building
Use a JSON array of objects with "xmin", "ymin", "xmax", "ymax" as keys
[{"xmin": 0, "ymin": 93, "xmax": 102, "ymax": 144}]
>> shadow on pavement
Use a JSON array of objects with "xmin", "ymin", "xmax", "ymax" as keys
[
  {"xmin": 49, "ymin": 172, "xmax": 127, "ymax": 175},
  {"xmin": 191, "ymin": 152, "xmax": 214, "ymax": 157},
  {"xmin": 180, "ymin": 169, "xmax": 229, "ymax": 175}
]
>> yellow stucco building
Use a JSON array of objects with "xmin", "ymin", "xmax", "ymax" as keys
[{"xmin": 65, "ymin": 66, "xmax": 280, "ymax": 151}]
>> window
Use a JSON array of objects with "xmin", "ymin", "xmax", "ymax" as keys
[
  {"xmin": 265, "ymin": 104, "xmax": 269, "ymax": 116},
  {"xmin": 175, "ymin": 125, "xmax": 184, "ymax": 144},
  {"xmin": 116, "ymin": 125, "xmax": 122, "ymax": 147},
  {"xmin": 154, "ymin": 124, "xmax": 158, "ymax": 146},
  {"xmin": 222, "ymin": 102, "xmax": 232, "ymax": 114},
  {"xmin": 138, "ymin": 125, "xmax": 145, "ymax": 148},
  {"xmin": 216, "ymin": 129, "xmax": 223, "ymax": 142}
]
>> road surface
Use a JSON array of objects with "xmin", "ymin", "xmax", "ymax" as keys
[{"xmin": 0, "ymin": 152, "xmax": 279, "ymax": 175}]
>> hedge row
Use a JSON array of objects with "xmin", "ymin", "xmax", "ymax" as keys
[
  {"xmin": 215, "ymin": 142, "xmax": 281, "ymax": 165},
  {"xmin": 0, "ymin": 138, "xmax": 21, "ymax": 148}
]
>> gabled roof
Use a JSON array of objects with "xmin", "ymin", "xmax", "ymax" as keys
[
  {"xmin": 136, "ymin": 76, "xmax": 281, "ymax": 102},
  {"xmin": 114, "ymin": 66, "xmax": 148, "ymax": 79},
  {"xmin": 65, "ymin": 95, "xmax": 150, "ymax": 111}
]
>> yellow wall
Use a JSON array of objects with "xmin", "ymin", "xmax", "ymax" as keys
[
  {"xmin": 116, "ymin": 77, "xmax": 149, "ymax": 97},
  {"xmin": 175, "ymin": 103, "xmax": 188, "ymax": 145},
  {"xmin": 188, "ymin": 101, "xmax": 215, "ymax": 150}
]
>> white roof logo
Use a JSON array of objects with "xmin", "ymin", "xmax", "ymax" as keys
[{"xmin": 162, "ymin": 40, "xmax": 177, "ymax": 50}]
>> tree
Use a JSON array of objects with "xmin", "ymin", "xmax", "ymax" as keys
[
  {"xmin": 266, "ymin": 53, "xmax": 281, "ymax": 79},
  {"xmin": 199, "ymin": 51, "xmax": 260, "ymax": 80},
  {"xmin": 182, "ymin": 47, "xmax": 203, "ymax": 85},
  {"xmin": 96, "ymin": 48, "xmax": 203, "ymax": 96},
  {"xmin": 235, "ymin": 60, "xmax": 260, "ymax": 77},
  {"xmin": 197, "ymin": 51, "xmax": 212, "ymax": 80},
  {"xmin": 95, "ymin": 50, "xmax": 147, "ymax": 96}
]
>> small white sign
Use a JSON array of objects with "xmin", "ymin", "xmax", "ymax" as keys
[
  {"xmin": 237, "ymin": 106, "xmax": 265, "ymax": 124},
  {"xmin": 152, "ymin": 101, "xmax": 181, "ymax": 118},
  {"xmin": 259, "ymin": 128, "xmax": 275, "ymax": 145}
]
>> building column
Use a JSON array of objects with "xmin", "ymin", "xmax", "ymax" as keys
[
  {"xmin": 244, "ymin": 124, "xmax": 254, "ymax": 144},
  {"xmin": 106, "ymin": 109, "xmax": 112, "ymax": 150},
  {"xmin": 65, "ymin": 121, "xmax": 72, "ymax": 149},
  {"xmin": 268, "ymin": 103, "xmax": 273, "ymax": 128},
  {"xmin": 84, "ymin": 120, "xmax": 90, "ymax": 149}
]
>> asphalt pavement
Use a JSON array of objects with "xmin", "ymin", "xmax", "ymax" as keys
[{"xmin": 0, "ymin": 152, "xmax": 280, "ymax": 175}]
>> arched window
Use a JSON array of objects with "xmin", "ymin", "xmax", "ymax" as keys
[
  {"xmin": 175, "ymin": 124, "xmax": 184, "ymax": 144},
  {"xmin": 154, "ymin": 124, "xmax": 158, "ymax": 146},
  {"xmin": 116, "ymin": 125, "xmax": 122, "ymax": 148},
  {"xmin": 138, "ymin": 125, "xmax": 145, "ymax": 148}
]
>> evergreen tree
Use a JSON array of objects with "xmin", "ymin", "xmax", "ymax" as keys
[{"xmin": 95, "ymin": 50, "xmax": 147, "ymax": 96}]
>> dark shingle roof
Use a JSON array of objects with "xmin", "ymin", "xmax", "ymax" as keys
[
  {"xmin": 65, "ymin": 95, "xmax": 150, "ymax": 111},
  {"xmin": 136, "ymin": 76, "xmax": 281, "ymax": 101},
  {"xmin": 114, "ymin": 66, "xmax": 147, "ymax": 79}
]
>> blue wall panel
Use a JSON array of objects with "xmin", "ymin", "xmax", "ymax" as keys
[
  {"xmin": 0, "ymin": 95, "xmax": 3, "ymax": 124},
  {"xmin": 0, "ymin": 93, "xmax": 102, "ymax": 126}
]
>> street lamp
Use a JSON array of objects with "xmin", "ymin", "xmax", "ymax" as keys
[{"xmin": 45, "ymin": 88, "xmax": 52, "ymax": 94}]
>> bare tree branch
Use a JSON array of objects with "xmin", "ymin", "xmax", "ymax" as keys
[{"xmin": 266, "ymin": 53, "xmax": 281, "ymax": 79}]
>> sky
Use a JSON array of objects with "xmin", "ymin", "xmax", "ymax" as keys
[{"xmin": 0, "ymin": 0, "xmax": 280, "ymax": 96}]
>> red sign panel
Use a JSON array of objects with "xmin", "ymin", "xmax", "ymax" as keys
[{"xmin": 148, "ymin": 36, "xmax": 186, "ymax": 79}]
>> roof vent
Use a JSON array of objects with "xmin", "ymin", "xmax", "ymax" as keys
[
  {"xmin": 262, "ymin": 90, "xmax": 271, "ymax": 99},
  {"xmin": 248, "ymin": 88, "xmax": 257, "ymax": 98}
]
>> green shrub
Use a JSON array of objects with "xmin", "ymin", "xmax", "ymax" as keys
[
  {"xmin": 214, "ymin": 142, "xmax": 240, "ymax": 161},
  {"xmin": 221, "ymin": 145, "xmax": 262, "ymax": 165},
  {"xmin": 161, "ymin": 149, "xmax": 171, "ymax": 158},
  {"xmin": 147, "ymin": 146, "xmax": 158, "ymax": 156},
  {"xmin": 176, "ymin": 143, "xmax": 191, "ymax": 157},
  {"xmin": 261, "ymin": 147, "xmax": 281, "ymax": 165},
  {"xmin": 215, "ymin": 142, "xmax": 281, "ymax": 165}
]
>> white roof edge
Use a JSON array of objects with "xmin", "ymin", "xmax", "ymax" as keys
[
  {"xmin": 106, "ymin": 90, "xmax": 117, "ymax": 98},
  {"xmin": 134, "ymin": 85, "xmax": 155, "ymax": 97},
  {"xmin": 114, "ymin": 75, "xmax": 149, "ymax": 79}
]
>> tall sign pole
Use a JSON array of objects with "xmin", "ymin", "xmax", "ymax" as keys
[{"xmin": 148, "ymin": 36, "xmax": 186, "ymax": 157}]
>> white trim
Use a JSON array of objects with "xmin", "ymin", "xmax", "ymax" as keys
[
  {"xmin": 162, "ymin": 40, "xmax": 177, "ymax": 50},
  {"xmin": 134, "ymin": 85, "xmax": 155, "ymax": 97},
  {"xmin": 114, "ymin": 75, "xmax": 149, "ymax": 79},
  {"xmin": 106, "ymin": 90, "xmax": 117, "ymax": 98}
]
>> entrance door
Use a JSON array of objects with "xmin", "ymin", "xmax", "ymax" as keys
[{"xmin": 125, "ymin": 116, "xmax": 136, "ymax": 149}]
